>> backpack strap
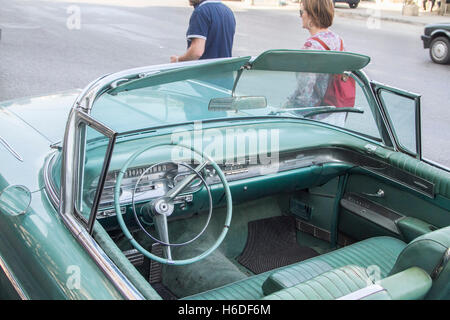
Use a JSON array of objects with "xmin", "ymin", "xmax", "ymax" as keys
[
  {"xmin": 311, "ymin": 36, "xmax": 345, "ymax": 52},
  {"xmin": 311, "ymin": 37, "xmax": 330, "ymax": 51}
]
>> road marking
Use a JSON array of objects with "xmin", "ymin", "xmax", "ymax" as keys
[{"xmin": 0, "ymin": 23, "xmax": 41, "ymax": 29}]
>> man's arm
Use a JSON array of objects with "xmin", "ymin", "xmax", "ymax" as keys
[{"xmin": 170, "ymin": 38, "xmax": 206, "ymax": 63}]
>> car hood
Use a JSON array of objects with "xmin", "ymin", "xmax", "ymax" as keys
[
  {"xmin": 0, "ymin": 90, "xmax": 81, "ymax": 191},
  {"xmin": 0, "ymin": 90, "xmax": 82, "ymax": 143},
  {"xmin": 425, "ymin": 23, "xmax": 450, "ymax": 31}
]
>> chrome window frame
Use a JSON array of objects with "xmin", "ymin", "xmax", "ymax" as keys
[{"xmin": 60, "ymin": 109, "xmax": 145, "ymax": 300}]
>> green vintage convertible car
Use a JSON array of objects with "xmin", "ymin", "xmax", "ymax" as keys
[{"xmin": 0, "ymin": 50, "xmax": 449, "ymax": 300}]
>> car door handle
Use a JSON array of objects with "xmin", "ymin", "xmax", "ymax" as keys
[{"xmin": 361, "ymin": 189, "xmax": 385, "ymax": 198}]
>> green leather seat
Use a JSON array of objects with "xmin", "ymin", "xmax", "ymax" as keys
[
  {"xmin": 263, "ymin": 265, "xmax": 371, "ymax": 300},
  {"xmin": 389, "ymin": 226, "xmax": 450, "ymax": 300},
  {"xmin": 184, "ymin": 236, "xmax": 406, "ymax": 300},
  {"xmin": 263, "ymin": 265, "xmax": 432, "ymax": 300},
  {"xmin": 263, "ymin": 226, "xmax": 448, "ymax": 300},
  {"xmin": 262, "ymin": 236, "xmax": 405, "ymax": 295}
]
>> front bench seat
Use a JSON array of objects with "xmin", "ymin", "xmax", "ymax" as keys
[
  {"xmin": 184, "ymin": 226, "xmax": 449, "ymax": 300},
  {"xmin": 388, "ymin": 225, "xmax": 450, "ymax": 300},
  {"xmin": 262, "ymin": 236, "xmax": 405, "ymax": 295},
  {"xmin": 263, "ymin": 225, "xmax": 450, "ymax": 299},
  {"xmin": 183, "ymin": 236, "xmax": 406, "ymax": 300},
  {"xmin": 262, "ymin": 265, "xmax": 432, "ymax": 300},
  {"xmin": 263, "ymin": 265, "xmax": 372, "ymax": 300}
]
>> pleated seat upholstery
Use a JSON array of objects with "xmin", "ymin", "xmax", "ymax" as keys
[
  {"xmin": 184, "ymin": 260, "xmax": 332, "ymax": 300},
  {"xmin": 263, "ymin": 265, "xmax": 371, "ymax": 300},
  {"xmin": 263, "ymin": 236, "xmax": 406, "ymax": 295},
  {"xmin": 183, "ymin": 236, "xmax": 406, "ymax": 300}
]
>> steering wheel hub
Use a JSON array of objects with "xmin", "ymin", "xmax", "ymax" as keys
[{"xmin": 152, "ymin": 198, "xmax": 174, "ymax": 217}]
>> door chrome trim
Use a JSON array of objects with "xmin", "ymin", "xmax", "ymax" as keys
[
  {"xmin": 59, "ymin": 209, "xmax": 145, "ymax": 299},
  {"xmin": 0, "ymin": 254, "xmax": 29, "ymax": 300},
  {"xmin": 44, "ymin": 154, "xmax": 144, "ymax": 299},
  {"xmin": 43, "ymin": 152, "xmax": 60, "ymax": 209}
]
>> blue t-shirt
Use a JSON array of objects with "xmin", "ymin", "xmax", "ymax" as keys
[{"xmin": 186, "ymin": 1, "xmax": 236, "ymax": 60}]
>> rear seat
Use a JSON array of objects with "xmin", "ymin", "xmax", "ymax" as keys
[{"xmin": 183, "ymin": 236, "xmax": 406, "ymax": 300}]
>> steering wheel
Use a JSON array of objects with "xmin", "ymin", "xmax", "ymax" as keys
[{"xmin": 114, "ymin": 143, "xmax": 232, "ymax": 265}]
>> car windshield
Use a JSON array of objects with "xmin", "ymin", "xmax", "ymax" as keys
[
  {"xmin": 76, "ymin": 53, "xmax": 383, "ymax": 224},
  {"xmin": 91, "ymin": 67, "xmax": 382, "ymax": 141}
]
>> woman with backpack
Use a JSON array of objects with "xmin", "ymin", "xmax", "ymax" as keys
[{"xmin": 287, "ymin": 0, "xmax": 354, "ymax": 127}]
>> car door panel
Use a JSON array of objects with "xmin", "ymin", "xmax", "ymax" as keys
[{"xmin": 339, "ymin": 173, "xmax": 450, "ymax": 242}]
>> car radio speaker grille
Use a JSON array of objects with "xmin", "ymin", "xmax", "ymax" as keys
[{"xmin": 289, "ymin": 197, "xmax": 313, "ymax": 221}]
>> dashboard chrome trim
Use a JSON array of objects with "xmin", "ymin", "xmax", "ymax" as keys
[{"xmin": 48, "ymin": 145, "xmax": 436, "ymax": 223}]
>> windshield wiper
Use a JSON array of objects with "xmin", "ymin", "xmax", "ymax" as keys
[
  {"xmin": 268, "ymin": 106, "xmax": 321, "ymax": 116},
  {"xmin": 268, "ymin": 106, "xmax": 363, "ymax": 118},
  {"xmin": 302, "ymin": 107, "xmax": 363, "ymax": 118}
]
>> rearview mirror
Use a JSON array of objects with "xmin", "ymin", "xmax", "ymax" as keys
[{"xmin": 208, "ymin": 96, "xmax": 267, "ymax": 112}]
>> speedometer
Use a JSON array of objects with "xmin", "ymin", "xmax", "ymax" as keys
[{"xmin": 88, "ymin": 162, "xmax": 205, "ymax": 216}]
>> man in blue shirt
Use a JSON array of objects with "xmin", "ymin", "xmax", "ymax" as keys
[{"xmin": 170, "ymin": 0, "xmax": 236, "ymax": 62}]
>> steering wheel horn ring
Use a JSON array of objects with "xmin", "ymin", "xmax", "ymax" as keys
[{"xmin": 114, "ymin": 143, "xmax": 233, "ymax": 266}]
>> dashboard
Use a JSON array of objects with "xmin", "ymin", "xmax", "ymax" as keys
[
  {"xmin": 89, "ymin": 150, "xmax": 327, "ymax": 219},
  {"xmin": 70, "ymin": 146, "xmax": 434, "ymax": 222}
]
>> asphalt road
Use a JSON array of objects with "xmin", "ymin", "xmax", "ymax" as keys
[{"xmin": 0, "ymin": 0, "xmax": 449, "ymax": 166}]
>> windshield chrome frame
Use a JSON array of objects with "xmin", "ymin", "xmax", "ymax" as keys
[
  {"xmin": 60, "ymin": 108, "xmax": 146, "ymax": 300},
  {"xmin": 58, "ymin": 63, "xmax": 195, "ymax": 300},
  {"xmin": 354, "ymin": 70, "xmax": 396, "ymax": 149}
]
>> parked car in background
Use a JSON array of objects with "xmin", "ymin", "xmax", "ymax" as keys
[
  {"xmin": 421, "ymin": 22, "xmax": 450, "ymax": 64},
  {"xmin": 334, "ymin": 0, "xmax": 360, "ymax": 8},
  {"xmin": 0, "ymin": 49, "xmax": 449, "ymax": 300},
  {"xmin": 292, "ymin": 0, "xmax": 360, "ymax": 8}
]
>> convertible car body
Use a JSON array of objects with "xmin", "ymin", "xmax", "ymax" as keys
[{"xmin": 0, "ymin": 50, "xmax": 449, "ymax": 300}]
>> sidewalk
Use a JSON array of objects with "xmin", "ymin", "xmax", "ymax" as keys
[
  {"xmin": 224, "ymin": 0, "xmax": 450, "ymax": 26},
  {"xmin": 333, "ymin": 1, "xmax": 450, "ymax": 26}
]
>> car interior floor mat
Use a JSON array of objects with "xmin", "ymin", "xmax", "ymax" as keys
[
  {"xmin": 151, "ymin": 282, "xmax": 178, "ymax": 300},
  {"xmin": 237, "ymin": 215, "xmax": 319, "ymax": 274},
  {"xmin": 144, "ymin": 244, "xmax": 178, "ymax": 300}
]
